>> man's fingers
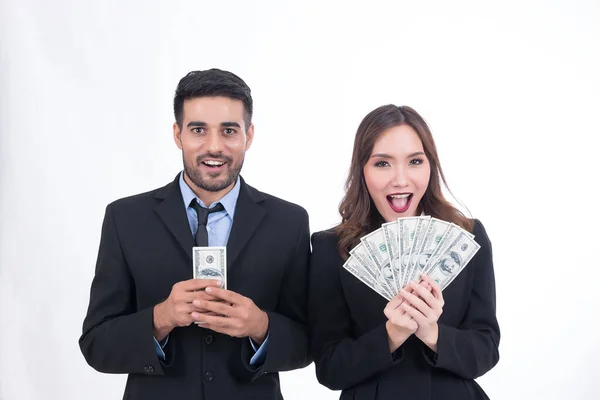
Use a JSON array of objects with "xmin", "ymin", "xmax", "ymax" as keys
[
  {"xmin": 177, "ymin": 290, "xmax": 219, "ymax": 304},
  {"xmin": 193, "ymin": 291, "xmax": 222, "ymax": 302},
  {"xmin": 193, "ymin": 311, "xmax": 221, "ymax": 324},
  {"xmin": 192, "ymin": 312, "xmax": 231, "ymax": 327},
  {"xmin": 194, "ymin": 299, "xmax": 235, "ymax": 317},
  {"xmin": 204, "ymin": 287, "xmax": 245, "ymax": 304},
  {"xmin": 181, "ymin": 278, "xmax": 223, "ymax": 292},
  {"xmin": 177, "ymin": 303, "xmax": 220, "ymax": 319}
]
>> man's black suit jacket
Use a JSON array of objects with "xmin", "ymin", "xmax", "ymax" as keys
[{"xmin": 79, "ymin": 174, "xmax": 312, "ymax": 400}]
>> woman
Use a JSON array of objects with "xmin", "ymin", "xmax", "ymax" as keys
[{"xmin": 308, "ymin": 105, "xmax": 500, "ymax": 399}]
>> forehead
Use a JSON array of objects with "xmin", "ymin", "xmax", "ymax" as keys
[
  {"xmin": 372, "ymin": 124, "xmax": 424, "ymax": 155},
  {"xmin": 181, "ymin": 96, "xmax": 245, "ymax": 124}
]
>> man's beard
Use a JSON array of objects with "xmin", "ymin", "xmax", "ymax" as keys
[{"xmin": 183, "ymin": 152, "xmax": 243, "ymax": 192}]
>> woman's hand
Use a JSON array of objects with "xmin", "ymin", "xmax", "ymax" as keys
[
  {"xmin": 399, "ymin": 273, "xmax": 444, "ymax": 352},
  {"xmin": 384, "ymin": 294, "xmax": 418, "ymax": 352}
]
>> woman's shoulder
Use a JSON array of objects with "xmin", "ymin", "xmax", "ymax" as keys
[
  {"xmin": 469, "ymin": 218, "xmax": 492, "ymax": 252},
  {"xmin": 310, "ymin": 226, "xmax": 343, "ymax": 257},
  {"xmin": 469, "ymin": 218, "xmax": 489, "ymax": 238},
  {"xmin": 311, "ymin": 226, "xmax": 339, "ymax": 239}
]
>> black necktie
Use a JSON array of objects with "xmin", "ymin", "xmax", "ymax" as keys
[{"xmin": 190, "ymin": 199, "xmax": 225, "ymax": 246}]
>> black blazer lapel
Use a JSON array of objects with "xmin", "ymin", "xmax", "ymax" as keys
[
  {"xmin": 154, "ymin": 173, "xmax": 194, "ymax": 261},
  {"xmin": 227, "ymin": 176, "xmax": 266, "ymax": 268}
]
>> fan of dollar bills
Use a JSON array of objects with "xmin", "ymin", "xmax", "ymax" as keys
[{"xmin": 344, "ymin": 216, "xmax": 480, "ymax": 301}]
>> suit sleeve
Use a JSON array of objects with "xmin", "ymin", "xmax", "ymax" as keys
[
  {"xmin": 308, "ymin": 232, "xmax": 401, "ymax": 391},
  {"xmin": 423, "ymin": 219, "xmax": 500, "ymax": 379},
  {"xmin": 240, "ymin": 208, "xmax": 312, "ymax": 379},
  {"xmin": 79, "ymin": 204, "xmax": 171, "ymax": 375}
]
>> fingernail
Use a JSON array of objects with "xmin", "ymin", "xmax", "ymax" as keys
[
  {"xmin": 191, "ymin": 312, "xmax": 198, "ymax": 318},
  {"xmin": 216, "ymin": 280, "xmax": 222, "ymax": 287},
  {"xmin": 193, "ymin": 299, "xmax": 201, "ymax": 306},
  {"xmin": 205, "ymin": 287, "xmax": 212, "ymax": 293}
]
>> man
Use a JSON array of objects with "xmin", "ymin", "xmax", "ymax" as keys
[{"xmin": 79, "ymin": 69, "xmax": 311, "ymax": 399}]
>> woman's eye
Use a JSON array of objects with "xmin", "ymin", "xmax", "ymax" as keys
[
  {"xmin": 374, "ymin": 160, "xmax": 390, "ymax": 167},
  {"xmin": 409, "ymin": 158, "xmax": 424, "ymax": 165}
]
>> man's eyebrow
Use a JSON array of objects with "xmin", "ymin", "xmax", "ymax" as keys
[
  {"xmin": 187, "ymin": 121, "xmax": 207, "ymax": 128},
  {"xmin": 221, "ymin": 122, "xmax": 241, "ymax": 128}
]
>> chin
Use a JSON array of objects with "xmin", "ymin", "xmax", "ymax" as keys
[{"xmin": 397, "ymin": 209, "xmax": 418, "ymax": 219}]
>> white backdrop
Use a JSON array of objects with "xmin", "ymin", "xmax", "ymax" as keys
[{"xmin": 1, "ymin": 0, "xmax": 599, "ymax": 399}]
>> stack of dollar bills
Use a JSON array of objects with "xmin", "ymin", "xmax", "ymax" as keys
[
  {"xmin": 345, "ymin": 216, "xmax": 480, "ymax": 300},
  {"xmin": 193, "ymin": 247, "xmax": 227, "ymax": 289}
]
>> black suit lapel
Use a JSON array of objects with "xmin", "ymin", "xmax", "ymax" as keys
[
  {"xmin": 154, "ymin": 173, "xmax": 194, "ymax": 261},
  {"xmin": 152, "ymin": 174, "xmax": 267, "ymax": 269},
  {"xmin": 227, "ymin": 177, "xmax": 266, "ymax": 268}
]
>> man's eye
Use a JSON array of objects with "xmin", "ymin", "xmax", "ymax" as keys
[
  {"xmin": 192, "ymin": 128, "xmax": 204, "ymax": 134},
  {"xmin": 224, "ymin": 128, "xmax": 235, "ymax": 135}
]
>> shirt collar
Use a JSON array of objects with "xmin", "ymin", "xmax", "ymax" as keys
[{"xmin": 179, "ymin": 171, "xmax": 240, "ymax": 218}]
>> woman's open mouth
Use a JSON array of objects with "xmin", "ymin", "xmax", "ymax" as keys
[{"xmin": 386, "ymin": 193, "xmax": 412, "ymax": 214}]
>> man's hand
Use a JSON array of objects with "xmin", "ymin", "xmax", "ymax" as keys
[
  {"xmin": 191, "ymin": 287, "xmax": 269, "ymax": 344},
  {"xmin": 153, "ymin": 279, "xmax": 223, "ymax": 341}
]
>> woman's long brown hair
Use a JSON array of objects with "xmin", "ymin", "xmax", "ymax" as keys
[{"xmin": 335, "ymin": 105, "xmax": 473, "ymax": 259}]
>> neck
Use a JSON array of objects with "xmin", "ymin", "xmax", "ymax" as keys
[{"xmin": 184, "ymin": 173, "xmax": 235, "ymax": 206}]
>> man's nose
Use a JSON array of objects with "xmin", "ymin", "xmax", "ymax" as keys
[{"xmin": 205, "ymin": 131, "xmax": 225, "ymax": 153}]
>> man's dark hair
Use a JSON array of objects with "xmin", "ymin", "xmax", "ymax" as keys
[{"xmin": 174, "ymin": 68, "xmax": 253, "ymax": 130}]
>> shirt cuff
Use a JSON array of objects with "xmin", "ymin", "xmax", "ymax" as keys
[
  {"xmin": 153, "ymin": 335, "xmax": 169, "ymax": 360},
  {"xmin": 249, "ymin": 332, "xmax": 269, "ymax": 365}
]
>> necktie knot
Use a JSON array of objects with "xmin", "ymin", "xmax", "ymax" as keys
[
  {"xmin": 190, "ymin": 199, "xmax": 225, "ymax": 246},
  {"xmin": 191, "ymin": 199, "xmax": 225, "ymax": 225}
]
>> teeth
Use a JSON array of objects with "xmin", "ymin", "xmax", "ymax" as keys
[
  {"xmin": 204, "ymin": 160, "xmax": 224, "ymax": 166},
  {"xmin": 389, "ymin": 194, "xmax": 410, "ymax": 199}
]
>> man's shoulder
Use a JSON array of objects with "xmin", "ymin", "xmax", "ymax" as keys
[
  {"xmin": 246, "ymin": 183, "xmax": 307, "ymax": 218},
  {"xmin": 261, "ymin": 192, "xmax": 307, "ymax": 215},
  {"xmin": 106, "ymin": 179, "xmax": 175, "ymax": 211}
]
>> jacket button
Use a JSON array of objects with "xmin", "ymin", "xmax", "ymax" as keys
[
  {"xmin": 205, "ymin": 334, "xmax": 213, "ymax": 344},
  {"xmin": 144, "ymin": 365, "xmax": 154, "ymax": 373},
  {"xmin": 204, "ymin": 372, "xmax": 214, "ymax": 382}
]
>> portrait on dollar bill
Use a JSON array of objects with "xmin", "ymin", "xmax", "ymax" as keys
[{"xmin": 438, "ymin": 252, "xmax": 461, "ymax": 275}]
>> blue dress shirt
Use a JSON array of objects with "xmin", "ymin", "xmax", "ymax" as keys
[{"xmin": 153, "ymin": 172, "xmax": 269, "ymax": 365}]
